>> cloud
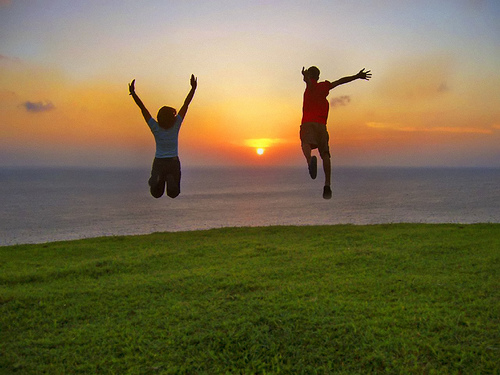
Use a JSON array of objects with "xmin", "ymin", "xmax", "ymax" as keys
[
  {"xmin": 0, "ymin": 0, "xmax": 11, "ymax": 7},
  {"xmin": 367, "ymin": 122, "xmax": 493, "ymax": 134},
  {"xmin": 22, "ymin": 101, "xmax": 55, "ymax": 113},
  {"xmin": 437, "ymin": 82, "xmax": 449, "ymax": 92},
  {"xmin": 330, "ymin": 95, "xmax": 351, "ymax": 108},
  {"xmin": 0, "ymin": 54, "xmax": 17, "ymax": 62},
  {"xmin": 0, "ymin": 90, "xmax": 16, "ymax": 101},
  {"xmin": 378, "ymin": 54, "xmax": 454, "ymax": 101},
  {"xmin": 0, "ymin": 55, "xmax": 23, "ymax": 70}
]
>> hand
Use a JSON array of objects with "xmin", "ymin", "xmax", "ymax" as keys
[
  {"xmin": 302, "ymin": 67, "xmax": 306, "ymax": 76},
  {"xmin": 128, "ymin": 79, "xmax": 136, "ymax": 95},
  {"xmin": 190, "ymin": 74, "xmax": 197, "ymax": 90},
  {"xmin": 357, "ymin": 69, "xmax": 372, "ymax": 80}
]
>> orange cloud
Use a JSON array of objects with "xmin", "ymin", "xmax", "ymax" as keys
[
  {"xmin": 377, "ymin": 54, "xmax": 454, "ymax": 102},
  {"xmin": 0, "ymin": 89, "xmax": 16, "ymax": 102},
  {"xmin": 366, "ymin": 122, "xmax": 493, "ymax": 134}
]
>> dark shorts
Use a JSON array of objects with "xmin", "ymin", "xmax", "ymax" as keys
[
  {"xmin": 149, "ymin": 157, "xmax": 181, "ymax": 198},
  {"xmin": 300, "ymin": 122, "xmax": 330, "ymax": 157}
]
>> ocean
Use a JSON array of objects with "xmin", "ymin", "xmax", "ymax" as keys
[{"xmin": 1, "ymin": 166, "xmax": 499, "ymax": 246}]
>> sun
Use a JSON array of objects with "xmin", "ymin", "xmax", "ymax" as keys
[{"xmin": 256, "ymin": 148, "xmax": 265, "ymax": 155}]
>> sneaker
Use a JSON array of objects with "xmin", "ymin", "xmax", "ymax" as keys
[
  {"xmin": 308, "ymin": 156, "xmax": 317, "ymax": 179},
  {"xmin": 323, "ymin": 185, "xmax": 332, "ymax": 200}
]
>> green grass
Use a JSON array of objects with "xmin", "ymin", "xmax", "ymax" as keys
[{"xmin": 1, "ymin": 224, "xmax": 499, "ymax": 374}]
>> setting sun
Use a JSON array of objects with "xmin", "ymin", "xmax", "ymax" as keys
[{"xmin": 1, "ymin": 1, "xmax": 499, "ymax": 169}]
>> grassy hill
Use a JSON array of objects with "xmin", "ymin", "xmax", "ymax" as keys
[{"xmin": 1, "ymin": 224, "xmax": 499, "ymax": 374}]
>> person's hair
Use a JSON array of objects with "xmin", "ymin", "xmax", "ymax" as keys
[
  {"xmin": 307, "ymin": 66, "xmax": 320, "ymax": 80},
  {"xmin": 157, "ymin": 106, "xmax": 177, "ymax": 129}
]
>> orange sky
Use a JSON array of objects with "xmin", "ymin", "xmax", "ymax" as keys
[{"xmin": 1, "ymin": 1, "xmax": 499, "ymax": 167}]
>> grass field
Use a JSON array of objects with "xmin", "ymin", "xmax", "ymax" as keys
[{"xmin": 1, "ymin": 224, "xmax": 499, "ymax": 374}]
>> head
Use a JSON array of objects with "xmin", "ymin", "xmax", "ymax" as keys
[
  {"xmin": 157, "ymin": 106, "xmax": 177, "ymax": 129},
  {"xmin": 306, "ymin": 66, "xmax": 320, "ymax": 81}
]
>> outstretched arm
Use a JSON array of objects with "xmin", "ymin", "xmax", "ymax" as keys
[
  {"xmin": 329, "ymin": 68, "xmax": 371, "ymax": 90},
  {"xmin": 129, "ymin": 79, "xmax": 152, "ymax": 123},
  {"xmin": 178, "ymin": 74, "xmax": 197, "ymax": 120}
]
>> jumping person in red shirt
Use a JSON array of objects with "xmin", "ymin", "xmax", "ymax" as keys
[{"xmin": 301, "ymin": 66, "xmax": 371, "ymax": 199}]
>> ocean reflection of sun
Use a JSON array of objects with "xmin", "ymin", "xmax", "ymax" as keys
[{"xmin": 256, "ymin": 148, "xmax": 265, "ymax": 155}]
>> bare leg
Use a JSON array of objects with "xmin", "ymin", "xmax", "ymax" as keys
[
  {"xmin": 303, "ymin": 143, "xmax": 318, "ymax": 179},
  {"xmin": 301, "ymin": 143, "xmax": 312, "ymax": 164},
  {"xmin": 321, "ymin": 153, "xmax": 332, "ymax": 199},
  {"xmin": 321, "ymin": 153, "xmax": 331, "ymax": 186},
  {"xmin": 149, "ymin": 176, "xmax": 165, "ymax": 198}
]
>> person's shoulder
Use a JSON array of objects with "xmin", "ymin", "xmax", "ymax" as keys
[
  {"xmin": 147, "ymin": 117, "xmax": 159, "ymax": 130},
  {"xmin": 319, "ymin": 81, "xmax": 331, "ymax": 92},
  {"xmin": 175, "ymin": 114, "xmax": 183, "ymax": 126}
]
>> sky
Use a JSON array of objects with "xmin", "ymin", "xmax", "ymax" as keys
[{"xmin": 1, "ymin": 0, "xmax": 499, "ymax": 168}]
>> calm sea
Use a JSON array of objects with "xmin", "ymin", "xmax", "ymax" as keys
[{"xmin": 1, "ymin": 167, "xmax": 499, "ymax": 246}]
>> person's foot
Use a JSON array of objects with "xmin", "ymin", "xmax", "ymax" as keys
[
  {"xmin": 308, "ymin": 156, "xmax": 317, "ymax": 179},
  {"xmin": 323, "ymin": 185, "xmax": 332, "ymax": 200}
]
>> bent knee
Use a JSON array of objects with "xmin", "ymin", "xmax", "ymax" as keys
[
  {"xmin": 167, "ymin": 190, "xmax": 180, "ymax": 199},
  {"xmin": 150, "ymin": 186, "xmax": 164, "ymax": 198},
  {"xmin": 151, "ymin": 191, "xmax": 164, "ymax": 199}
]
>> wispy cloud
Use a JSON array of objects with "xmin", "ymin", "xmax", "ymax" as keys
[
  {"xmin": 22, "ymin": 101, "xmax": 55, "ymax": 113},
  {"xmin": 379, "ymin": 54, "xmax": 454, "ymax": 101},
  {"xmin": 437, "ymin": 82, "xmax": 449, "ymax": 93},
  {"xmin": 367, "ymin": 122, "xmax": 493, "ymax": 134},
  {"xmin": 0, "ymin": 54, "xmax": 22, "ymax": 67},
  {"xmin": 0, "ymin": 90, "xmax": 16, "ymax": 101},
  {"xmin": 330, "ymin": 96, "xmax": 351, "ymax": 108}
]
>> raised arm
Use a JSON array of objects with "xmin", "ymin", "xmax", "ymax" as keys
[
  {"xmin": 302, "ymin": 66, "xmax": 312, "ymax": 84},
  {"xmin": 129, "ymin": 79, "xmax": 152, "ymax": 123},
  {"xmin": 329, "ymin": 68, "xmax": 371, "ymax": 90},
  {"xmin": 178, "ymin": 74, "xmax": 197, "ymax": 120}
]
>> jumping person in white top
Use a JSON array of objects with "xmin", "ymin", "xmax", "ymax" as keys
[{"xmin": 129, "ymin": 75, "xmax": 197, "ymax": 198}]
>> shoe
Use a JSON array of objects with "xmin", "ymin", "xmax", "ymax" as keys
[
  {"xmin": 308, "ymin": 156, "xmax": 317, "ymax": 179},
  {"xmin": 323, "ymin": 185, "xmax": 332, "ymax": 200}
]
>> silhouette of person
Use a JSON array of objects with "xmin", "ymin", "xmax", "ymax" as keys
[
  {"xmin": 129, "ymin": 75, "xmax": 197, "ymax": 198},
  {"xmin": 300, "ymin": 66, "xmax": 371, "ymax": 199}
]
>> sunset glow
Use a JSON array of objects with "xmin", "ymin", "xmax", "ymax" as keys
[{"xmin": 1, "ymin": 1, "xmax": 499, "ymax": 168}]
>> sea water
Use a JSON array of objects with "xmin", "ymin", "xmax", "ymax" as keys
[{"xmin": 1, "ymin": 167, "xmax": 499, "ymax": 246}]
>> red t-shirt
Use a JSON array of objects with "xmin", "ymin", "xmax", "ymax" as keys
[{"xmin": 301, "ymin": 80, "xmax": 331, "ymax": 125}]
